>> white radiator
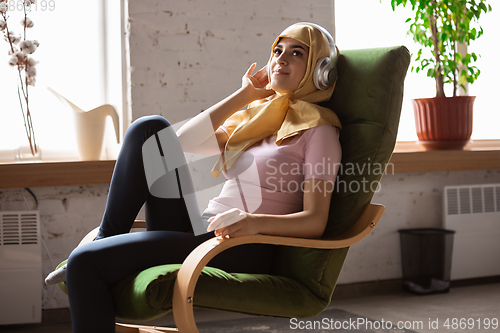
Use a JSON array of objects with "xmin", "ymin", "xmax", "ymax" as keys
[
  {"xmin": 443, "ymin": 184, "xmax": 500, "ymax": 280},
  {"xmin": 0, "ymin": 211, "xmax": 42, "ymax": 325}
]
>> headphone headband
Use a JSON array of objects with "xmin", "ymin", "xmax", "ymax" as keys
[{"xmin": 296, "ymin": 22, "xmax": 337, "ymax": 66}]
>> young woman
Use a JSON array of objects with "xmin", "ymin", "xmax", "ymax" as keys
[{"xmin": 48, "ymin": 22, "xmax": 342, "ymax": 333}]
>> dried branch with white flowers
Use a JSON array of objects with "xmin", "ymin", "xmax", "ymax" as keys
[{"xmin": 1, "ymin": 0, "xmax": 39, "ymax": 156}]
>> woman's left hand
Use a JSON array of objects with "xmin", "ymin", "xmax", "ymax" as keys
[{"xmin": 207, "ymin": 208, "xmax": 259, "ymax": 238}]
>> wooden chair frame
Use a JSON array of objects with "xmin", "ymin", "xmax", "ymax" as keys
[{"xmin": 94, "ymin": 203, "xmax": 386, "ymax": 333}]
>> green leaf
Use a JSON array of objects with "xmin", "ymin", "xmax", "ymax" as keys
[
  {"xmin": 479, "ymin": 2, "xmax": 487, "ymax": 13},
  {"xmin": 471, "ymin": 28, "xmax": 477, "ymax": 39}
]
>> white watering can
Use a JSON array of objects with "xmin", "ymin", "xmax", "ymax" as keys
[{"xmin": 48, "ymin": 87, "xmax": 120, "ymax": 160}]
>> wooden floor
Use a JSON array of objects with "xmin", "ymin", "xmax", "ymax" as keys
[{"xmin": 1, "ymin": 283, "xmax": 499, "ymax": 333}]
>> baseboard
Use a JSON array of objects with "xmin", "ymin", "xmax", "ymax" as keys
[
  {"xmin": 41, "ymin": 308, "xmax": 71, "ymax": 324},
  {"xmin": 332, "ymin": 279, "xmax": 403, "ymax": 299},
  {"xmin": 332, "ymin": 275, "xmax": 500, "ymax": 299},
  {"xmin": 451, "ymin": 275, "xmax": 500, "ymax": 287}
]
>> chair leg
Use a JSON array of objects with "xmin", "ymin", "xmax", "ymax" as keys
[
  {"xmin": 138, "ymin": 328, "xmax": 167, "ymax": 333},
  {"xmin": 115, "ymin": 323, "xmax": 179, "ymax": 332}
]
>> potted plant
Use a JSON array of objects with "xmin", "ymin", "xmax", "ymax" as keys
[{"xmin": 388, "ymin": 0, "xmax": 492, "ymax": 149}]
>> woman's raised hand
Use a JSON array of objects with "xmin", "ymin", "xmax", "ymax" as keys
[{"xmin": 242, "ymin": 63, "xmax": 275, "ymax": 101}]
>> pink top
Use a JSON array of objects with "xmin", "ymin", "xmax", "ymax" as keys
[{"xmin": 203, "ymin": 124, "xmax": 341, "ymax": 216}]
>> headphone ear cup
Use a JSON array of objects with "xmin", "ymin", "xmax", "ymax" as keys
[
  {"xmin": 327, "ymin": 66, "xmax": 338, "ymax": 86},
  {"xmin": 313, "ymin": 56, "xmax": 339, "ymax": 90},
  {"xmin": 313, "ymin": 56, "xmax": 333, "ymax": 90}
]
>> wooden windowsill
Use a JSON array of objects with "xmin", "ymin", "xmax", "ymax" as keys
[
  {"xmin": 0, "ymin": 141, "xmax": 499, "ymax": 189},
  {"xmin": 391, "ymin": 140, "xmax": 500, "ymax": 173},
  {"xmin": 0, "ymin": 159, "xmax": 116, "ymax": 189}
]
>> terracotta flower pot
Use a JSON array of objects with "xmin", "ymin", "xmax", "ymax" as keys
[{"xmin": 413, "ymin": 96, "xmax": 475, "ymax": 150}]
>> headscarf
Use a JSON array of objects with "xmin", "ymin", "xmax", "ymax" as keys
[{"xmin": 211, "ymin": 22, "xmax": 342, "ymax": 178}]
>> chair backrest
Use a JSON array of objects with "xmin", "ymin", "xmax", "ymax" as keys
[
  {"xmin": 273, "ymin": 46, "xmax": 410, "ymax": 313},
  {"xmin": 323, "ymin": 45, "xmax": 410, "ymax": 238}
]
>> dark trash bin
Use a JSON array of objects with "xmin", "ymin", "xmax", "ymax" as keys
[{"xmin": 398, "ymin": 228, "xmax": 455, "ymax": 295}]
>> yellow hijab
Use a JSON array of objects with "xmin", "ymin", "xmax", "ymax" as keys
[{"xmin": 211, "ymin": 23, "xmax": 342, "ymax": 178}]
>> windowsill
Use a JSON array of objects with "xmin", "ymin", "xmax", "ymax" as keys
[
  {"xmin": 391, "ymin": 140, "xmax": 500, "ymax": 173},
  {"xmin": 0, "ymin": 140, "xmax": 499, "ymax": 189},
  {"xmin": 0, "ymin": 159, "xmax": 116, "ymax": 189}
]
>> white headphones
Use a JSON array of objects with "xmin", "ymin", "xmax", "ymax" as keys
[
  {"xmin": 270, "ymin": 22, "xmax": 338, "ymax": 91},
  {"xmin": 304, "ymin": 22, "xmax": 338, "ymax": 90}
]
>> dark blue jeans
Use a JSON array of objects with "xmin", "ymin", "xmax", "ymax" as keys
[{"xmin": 66, "ymin": 115, "xmax": 276, "ymax": 333}]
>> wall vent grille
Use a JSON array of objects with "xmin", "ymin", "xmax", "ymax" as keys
[
  {"xmin": 0, "ymin": 212, "xmax": 40, "ymax": 246},
  {"xmin": 0, "ymin": 210, "xmax": 41, "ymax": 325},
  {"xmin": 443, "ymin": 184, "xmax": 500, "ymax": 280},
  {"xmin": 445, "ymin": 185, "xmax": 500, "ymax": 216}
]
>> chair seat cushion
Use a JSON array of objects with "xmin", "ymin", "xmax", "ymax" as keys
[
  {"xmin": 115, "ymin": 263, "xmax": 335, "ymax": 321},
  {"xmin": 57, "ymin": 260, "xmax": 331, "ymax": 322}
]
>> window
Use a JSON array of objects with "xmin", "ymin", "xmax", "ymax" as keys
[
  {"xmin": 0, "ymin": 0, "xmax": 124, "ymax": 161},
  {"xmin": 334, "ymin": 0, "xmax": 500, "ymax": 141}
]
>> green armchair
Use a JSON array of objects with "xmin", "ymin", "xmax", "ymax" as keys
[{"xmin": 58, "ymin": 45, "xmax": 410, "ymax": 333}]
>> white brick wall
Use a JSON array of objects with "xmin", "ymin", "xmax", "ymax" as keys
[{"xmin": 128, "ymin": 0, "xmax": 335, "ymax": 123}]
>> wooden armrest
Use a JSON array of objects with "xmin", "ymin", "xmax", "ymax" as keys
[
  {"xmin": 78, "ymin": 226, "xmax": 100, "ymax": 247},
  {"xmin": 132, "ymin": 220, "xmax": 146, "ymax": 229},
  {"xmin": 115, "ymin": 323, "xmax": 176, "ymax": 332},
  {"xmin": 172, "ymin": 203, "xmax": 385, "ymax": 333}
]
